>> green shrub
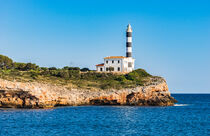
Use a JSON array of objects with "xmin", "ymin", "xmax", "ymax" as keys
[
  {"xmin": 40, "ymin": 67, "xmax": 48, "ymax": 71},
  {"xmin": 25, "ymin": 63, "xmax": 39, "ymax": 71},
  {"xmin": 134, "ymin": 69, "xmax": 151, "ymax": 77},
  {"xmin": 13, "ymin": 62, "xmax": 26, "ymax": 70},
  {"xmin": 30, "ymin": 70, "xmax": 39, "ymax": 79},
  {"xmin": 63, "ymin": 66, "xmax": 80, "ymax": 71},
  {"xmin": 13, "ymin": 62, "xmax": 38, "ymax": 71},
  {"xmin": 115, "ymin": 75, "xmax": 127, "ymax": 82},
  {"xmin": 49, "ymin": 67, "xmax": 57, "ymax": 70},
  {"xmin": 0, "ymin": 55, "xmax": 13, "ymax": 69},
  {"xmin": 81, "ymin": 68, "xmax": 90, "ymax": 72},
  {"xmin": 58, "ymin": 70, "xmax": 70, "ymax": 79},
  {"xmin": 125, "ymin": 69, "xmax": 151, "ymax": 81}
]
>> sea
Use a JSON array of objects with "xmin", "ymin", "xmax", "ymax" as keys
[{"xmin": 0, "ymin": 94, "xmax": 209, "ymax": 136}]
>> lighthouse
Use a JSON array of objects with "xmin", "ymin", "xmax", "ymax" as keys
[
  {"xmin": 96, "ymin": 24, "xmax": 135, "ymax": 73},
  {"xmin": 126, "ymin": 24, "xmax": 132, "ymax": 58}
]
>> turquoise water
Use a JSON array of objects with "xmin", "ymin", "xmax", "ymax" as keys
[{"xmin": 0, "ymin": 94, "xmax": 209, "ymax": 136}]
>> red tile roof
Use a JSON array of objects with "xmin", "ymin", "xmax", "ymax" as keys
[
  {"xmin": 96, "ymin": 63, "xmax": 104, "ymax": 66},
  {"xmin": 104, "ymin": 56, "xmax": 126, "ymax": 59}
]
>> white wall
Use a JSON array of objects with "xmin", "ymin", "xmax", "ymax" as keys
[
  {"xmin": 96, "ymin": 57, "xmax": 135, "ymax": 72},
  {"xmin": 104, "ymin": 58, "xmax": 123, "ymax": 72},
  {"xmin": 122, "ymin": 58, "xmax": 135, "ymax": 72},
  {"xmin": 96, "ymin": 66, "xmax": 104, "ymax": 72}
]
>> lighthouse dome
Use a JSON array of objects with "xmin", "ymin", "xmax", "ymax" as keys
[{"xmin": 127, "ymin": 24, "xmax": 132, "ymax": 32}]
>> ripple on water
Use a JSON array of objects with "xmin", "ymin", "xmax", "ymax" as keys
[{"xmin": 0, "ymin": 94, "xmax": 209, "ymax": 136}]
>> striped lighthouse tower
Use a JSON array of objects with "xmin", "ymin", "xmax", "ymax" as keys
[{"xmin": 126, "ymin": 24, "xmax": 132, "ymax": 58}]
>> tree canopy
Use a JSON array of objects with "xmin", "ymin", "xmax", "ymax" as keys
[{"xmin": 0, "ymin": 55, "xmax": 13, "ymax": 69}]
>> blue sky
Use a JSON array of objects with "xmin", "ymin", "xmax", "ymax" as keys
[{"xmin": 0, "ymin": 0, "xmax": 209, "ymax": 93}]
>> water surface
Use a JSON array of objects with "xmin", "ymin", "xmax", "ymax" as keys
[{"xmin": 0, "ymin": 94, "xmax": 209, "ymax": 136}]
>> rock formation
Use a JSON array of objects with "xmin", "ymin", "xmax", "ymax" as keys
[{"xmin": 0, "ymin": 78, "xmax": 177, "ymax": 108}]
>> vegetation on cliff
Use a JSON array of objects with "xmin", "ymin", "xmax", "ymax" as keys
[
  {"xmin": 0, "ymin": 54, "xmax": 177, "ymax": 108},
  {"xmin": 0, "ymin": 54, "xmax": 157, "ymax": 90}
]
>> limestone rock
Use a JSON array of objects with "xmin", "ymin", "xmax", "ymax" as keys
[{"xmin": 0, "ymin": 78, "xmax": 177, "ymax": 108}]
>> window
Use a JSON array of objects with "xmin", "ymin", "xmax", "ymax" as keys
[
  {"xmin": 106, "ymin": 61, "xmax": 108, "ymax": 64},
  {"xmin": 106, "ymin": 68, "xmax": 108, "ymax": 71},
  {"xmin": 100, "ymin": 68, "xmax": 103, "ymax": 71},
  {"xmin": 118, "ymin": 67, "xmax": 120, "ymax": 71},
  {"xmin": 118, "ymin": 60, "xmax": 120, "ymax": 63},
  {"xmin": 112, "ymin": 60, "xmax": 114, "ymax": 63},
  {"xmin": 128, "ymin": 62, "xmax": 132, "ymax": 67},
  {"xmin": 109, "ymin": 67, "xmax": 114, "ymax": 71}
]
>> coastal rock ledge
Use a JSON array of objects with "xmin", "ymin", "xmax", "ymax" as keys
[{"xmin": 0, "ymin": 78, "xmax": 177, "ymax": 108}]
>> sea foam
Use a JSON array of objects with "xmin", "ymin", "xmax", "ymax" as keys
[{"xmin": 174, "ymin": 104, "xmax": 189, "ymax": 106}]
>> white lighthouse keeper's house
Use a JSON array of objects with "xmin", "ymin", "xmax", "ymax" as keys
[{"xmin": 96, "ymin": 24, "xmax": 135, "ymax": 73}]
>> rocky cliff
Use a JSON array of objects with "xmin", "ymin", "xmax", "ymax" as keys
[{"xmin": 0, "ymin": 78, "xmax": 177, "ymax": 108}]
